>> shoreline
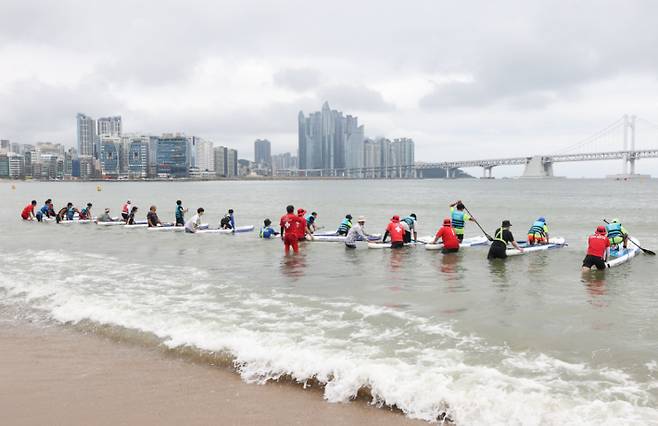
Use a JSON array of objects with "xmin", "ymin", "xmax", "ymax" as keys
[{"xmin": 0, "ymin": 319, "xmax": 427, "ymax": 426}]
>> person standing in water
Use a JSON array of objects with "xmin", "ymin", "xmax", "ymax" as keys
[
  {"xmin": 487, "ymin": 220, "xmax": 524, "ymax": 260},
  {"xmin": 582, "ymin": 226, "xmax": 611, "ymax": 271},
  {"xmin": 175, "ymin": 200, "xmax": 187, "ymax": 227}
]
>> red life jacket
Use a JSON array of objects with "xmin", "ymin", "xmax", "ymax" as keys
[
  {"xmin": 386, "ymin": 221, "xmax": 406, "ymax": 242},
  {"xmin": 587, "ymin": 234, "xmax": 610, "ymax": 258}
]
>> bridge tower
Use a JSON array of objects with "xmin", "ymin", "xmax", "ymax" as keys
[{"xmin": 522, "ymin": 156, "xmax": 554, "ymax": 178}]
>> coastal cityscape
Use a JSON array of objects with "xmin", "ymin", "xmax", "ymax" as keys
[{"xmin": 0, "ymin": 102, "xmax": 417, "ymax": 181}]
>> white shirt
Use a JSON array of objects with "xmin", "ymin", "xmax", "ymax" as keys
[
  {"xmin": 185, "ymin": 214, "xmax": 201, "ymax": 232},
  {"xmin": 345, "ymin": 223, "xmax": 368, "ymax": 245}
]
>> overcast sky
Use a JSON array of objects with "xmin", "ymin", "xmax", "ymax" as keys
[{"xmin": 2, "ymin": 0, "xmax": 658, "ymax": 176}]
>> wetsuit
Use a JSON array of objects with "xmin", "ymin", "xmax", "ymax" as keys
[{"xmin": 487, "ymin": 227, "xmax": 514, "ymax": 260}]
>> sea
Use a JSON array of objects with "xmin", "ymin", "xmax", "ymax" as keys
[{"xmin": 1, "ymin": 179, "xmax": 657, "ymax": 425}]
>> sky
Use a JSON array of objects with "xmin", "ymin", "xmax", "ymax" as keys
[{"xmin": 1, "ymin": 0, "xmax": 658, "ymax": 177}]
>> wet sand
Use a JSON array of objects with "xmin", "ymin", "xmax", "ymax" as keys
[{"xmin": 0, "ymin": 322, "xmax": 426, "ymax": 426}]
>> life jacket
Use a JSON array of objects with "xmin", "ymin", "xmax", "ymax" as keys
[
  {"xmin": 79, "ymin": 208, "xmax": 89, "ymax": 219},
  {"xmin": 337, "ymin": 218, "xmax": 352, "ymax": 233},
  {"xmin": 66, "ymin": 207, "xmax": 75, "ymax": 220},
  {"xmin": 451, "ymin": 210, "xmax": 466, "ymax": 229},
  {"xmin": 122, "ymin": 204, "xmax": 130, "ymax": 214},
  {"xmin": 606, "ymin": 223, "xmax": 622, "ymax": 239},
  {"xmin": 402, "ymin": 216, "xmax": 415, "ymax": 228},
  {"xmin": 528, "ymin": 221, "xmax": 546, "ymax": 236},
  {"xmin": 220, "ymin": 215, "xmax": 232, "ymax": 228},
  {"xmin": 175, "ymin": 205, "xmax": 184, "ymax": 219},
  {"xmin": 259, "ymin": 226, "xmax": 275, "ymax": 239},
  {"xmin": 494, "ymin": 227, "xmax": 507, "ymax": 245}
]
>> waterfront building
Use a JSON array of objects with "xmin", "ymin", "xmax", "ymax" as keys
[
  {"xmin": 97, "ymin": 116, "xmax": 122, "ymax": 137},
  {"xmin": 124, "ymin": 135, "xmax": 150, "ymax": 179},
  {"xmin": 156, "ymin": 134, "xmax": 189, "ymax": 178},
  {"xmin": 77, "ymin": 113, "xmax": 97, "ymax": 158},
  {"xmin": 100, "ymin": 136, "xmax": 122, "ymax": 178},
  {"xmin": 254, "ymin": 139, "xmax": 272, "ymax": 166}
]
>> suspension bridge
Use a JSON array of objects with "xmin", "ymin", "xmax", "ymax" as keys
[{"xmin": 417, "ymin": 114, "xmax": 658, "ymax": 178}]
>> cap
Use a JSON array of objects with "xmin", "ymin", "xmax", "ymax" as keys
[
  {"xmin": 410, "ymin": 213, "xmax": 417, "ymax": 219},
  {"xmin": 502, "ymin": 220, "xmax": 512, "ymax": 227},
  {"xmin": 611, "ymin": 218, "xmax": 620, "ymax": 223},
  {"xmin": 538, "ymin": 217, "xmax": 546, "ymax": 222},
  {"xmin": 443, "ymin": 218, "xmax": 452, "ymax": 226},
  {"xmin": 596, "ymin": 225, "xmax": 607, "ymax": 235},
  {"xmin": 357, "ymin": 216, "xmax": 366, "ymax": 222},
  {"xmin": 104, "ymin": 208, "xmax": 110, "ymax": 213},
  {"xmin": 346, "ymin": 214, "xmax": 352, "ymax": 220},
  {"xmin": 392, "ymin": 215, "xmax": 400, "ymax": 221},
  {"xmin": 297, "ymin": 208, "xmax": 306, "ymax": 215}
]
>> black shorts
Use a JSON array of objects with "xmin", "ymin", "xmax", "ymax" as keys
[
  {"xmin": 391, "ymin": 241, "xmax": 404, "ymax": 249},
  {"xmin": 442, "ymin": 247, "xmax": 459, "ymax": 254},
  {"xmin": 456, "ymin": 234, "xmax": 464, "ymax": 242},
  {"xmin": 404, "ymin": 231, "xmax": 412, "ymax": 243},
  {"xmin": 176, "ymin": 217, "xmax": 184, "ymax": 226},
  {"xmin": 487, "ymin": 243, "xmax": 507, "ymax": 260},
  {"xmin": 582, "ymin": 255, "xmax": 607, "ymax": 270},
  {"xmin": 121, "ymin": 213, "xmax": 129, "ymax": 221}
]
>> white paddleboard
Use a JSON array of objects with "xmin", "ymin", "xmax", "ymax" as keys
[
  {"xmin": 605, "ymin": 237, "xmax": 641, "ymax": 268},
  {"xmin": 425, "ymin": 235, "xmax": 490, "ymax": 251},
  {"xmin": 195, "ymin": 225, "xmax": 254, "ymax": 234}
]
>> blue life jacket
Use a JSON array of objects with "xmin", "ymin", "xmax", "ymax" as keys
[
  {"xmin": 402, "ymin": 216, "xmax": 415, "ymax": 228},
  {"xmin": 259, "ymin": 226, "xmax": 276, "ymax": 239},
  {"xmin": 67, "ymin": 207, "xmax": 75, "ymax": 220},
  {"xmin": 451, "ymin": 210, "xmax": 465, "ymax": 229},
  {"xmin": 528, "ymin": 220, "xmax": 546, "ymax": 236},
  {"xmin": 305, "ymin": 214, "xmax": 315, "ymax": 225},
  {"xmin": 40, "ymin": 205, "xmax": 49, "ymax": 215},
  {"xmin": 175, "ymin": 205, "xmax": 184, "ymax": 220},
  {"xmin": 606, "ymin": 223, "xmax": 622, "ymax": 238},
  {"xmin": 337, "ymin": 218, "xmax": 352, "ymax": 233}
]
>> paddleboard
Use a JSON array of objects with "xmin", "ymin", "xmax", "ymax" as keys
[
  {"xmin": 147, "ymin": 224, "xmax": 184, "ymax": 232},
  {"xmin": 58, "ymin": 219, "xmax": 93, "ymax": 224},
  {"xmin": 506, "ymin": 237, "xmax": 567, "ymax": 256},
  {"xmin": 195, "ymin": 225, "xmax": 255, "ymax": 234},
  {"xmin": 425, "ymin": 235, "xmax": 490, "ymax": 251},
  {"xmin": 605, "ymin": 237, "xmax": 641, "ymax": 268},
  {"xmin": 310, "ymin": 233, "xmax": 381, "ymax": 242},
  {"xmin": 367, "ymin": 236, "xmax": 432, "ymax": 249},
  {"xmin": 97, "ymin": 221, "xmax": 128, "ymax": 226}
]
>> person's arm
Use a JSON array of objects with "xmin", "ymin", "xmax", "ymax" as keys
[
  {"xmin": 449, "ymin": 200, "xmax": 460, "ymax": 208},
  {"xmin": 230, "ymin": 215, "xmax": 235, "ymax": 229},
  {"xmin": 382, "ymin": 229, "xmax": 390, "ymax": 242},
  {"xmin": 412, "ymin": 225, "xmax": 418, "ymax": 242},
  {"xmin": 465, "ymin": 212, "xmax": 474, "ymax": 222},
  {"xmin": 280, "ymin": 219, "xmax": 285, "ymax": 239},
  {"xmin": 509, "ymin": 232, "xmax": 523, "ymax": 252}
]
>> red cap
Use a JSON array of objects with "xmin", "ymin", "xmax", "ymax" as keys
[
  {"xmin": 443, "ymin": 218, "xmax": 452, "ymax": 226},
  {"xmin": 596, "ymin": 225, "xmax": 606, "ymax": 235},
  {"xmin": 391, "ymin": 215, "xmax": 400, "ymax": 221},
  {"xmin": 297, "ymin": 208, "xmax": 306, "ymax": 215}
]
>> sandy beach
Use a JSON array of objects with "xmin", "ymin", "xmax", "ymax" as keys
[{"xmin": 0, "ymin": 321, "xmax": 426, "ymax": 426}]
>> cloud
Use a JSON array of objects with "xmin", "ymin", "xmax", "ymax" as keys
[
  {"xmin": 273, "ymin": 68, "xmax": 322, "ymax": 91},
  {"xmin": 318, "ymin": 84, "xmax": 395, "ymax": 112}
]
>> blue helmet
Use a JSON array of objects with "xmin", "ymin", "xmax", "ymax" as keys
[{"xmin": 537, "ymin": 217, "xmax": 546, "ymax": 222}]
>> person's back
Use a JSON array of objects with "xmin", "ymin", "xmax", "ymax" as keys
[
  {"xmin": 436, "ymin": 224, "xmax": 460, "ymax": 251},
  {"xmin": 527, "ymin": 218, "xmax": 548, "ymax": 245},
  {"xmin": 487, "ymin": 220, "xmax": 516, "ymax": 260},
  {"xmin": 386, "ymin": 220, "xmax": 405, "ymax": 242},
  {"xmin": 259, "ymin": 219, "xmax": 278, "ymax": 239},
  {"xmin": 337, "ymin": 216, "xmax": 352, "ymax": 236},
  {"xmin": 185, "ymin": 208, "xmax": 204, "ymax": 233},
  {"xmin": 583, "ymin": 226, "xmax": 611, "ymax": 270},
  {"xmin": 345, "ymin": 223, "xmax": 365, "ymax": 245},
  {"xmin": 98, "ymin": 210, "xmax": 113, "ymax": 222}
]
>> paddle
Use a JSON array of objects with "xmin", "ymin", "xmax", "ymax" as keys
[
  {"xmin": 462, "ymin": 204, "xmax": 494, "ymax": 241},
  {"xmin": 603, "ymin": 219, "xmax": 655, "ymax": 255}
]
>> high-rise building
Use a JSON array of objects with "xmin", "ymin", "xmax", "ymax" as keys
[
  {"xmin": 156, "ymin": 134, "xmax": 189, "ymax": 178},
  {"xmin": 124, "ymin": 135, "xmax": 150, "ymax": 178},
  {"xmin": 190, "ymin": 137, "xmax": 214, "ymax": 172},
  {"xmin": 0, "ymin": 154, "xmax": 9, "ymax": 177},
  {"xmin": 100, "ymin": 135, "xmax": 122, "ymax": 178},
  {"xmin": 97, "ymin": 116, "xmax": 122, "ymax": 136},
  {"xmin": 254, "ymin": 139, "xmax": 272, "ymax": 165},
  {"xmin": 298, "ymin": 102, "xmax": 364, "ymax": 173},
  {"xmin": 227, "ymin": 149, "xmax": 238, "ymax": 177},
  {"xmin": 77, "ymin": 113, "xmax": 96, "ymax": 158},
  {"xmin": 0, "ymin": 140, "xmax": 10, "ymax": 152},
  {"xmin": 391, "ymin": 138, "xmax": 415, "ymax": 178}
]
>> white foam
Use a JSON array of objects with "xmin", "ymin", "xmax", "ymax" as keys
[{"xmin": 1, "ymin": 250, "xmax": 657, "ymax": 425}]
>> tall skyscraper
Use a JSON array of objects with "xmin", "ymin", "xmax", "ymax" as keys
[
  {"xmin": 254, "ymin": 139, "xmax": 272, "ymax": 165},
  {"xmin": 124, "ymin": 135, "xmax": 150, "ymax": 178},
  {"xmin": 77, "ymin": 113, "xmax": 96, "ymax": 158},
  {"xmin": 214, "ymin": 146, "xmax": 227, "ymax": 177},
  {"xmin": 190, "ymin": 136, "xmax": 214, "ymax": 172},
  {"xmin": 97, "ymin": 116, "xmax": 122, "ymax": 136},
  {"xmin": 156, "ymin": 134, "xmax": 189, "ymax": 178},
  {"xmin": 298, "ymin": 102, "xmax": 365, "ymax": 172},
  {"xmin": 99, "ymin": 135, "xmax": 122, "ymax": 177}
]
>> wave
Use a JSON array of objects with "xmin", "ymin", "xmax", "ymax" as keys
[{"xmin": 0, "ymin": 250, "xmax": 657, "ymax": 425}]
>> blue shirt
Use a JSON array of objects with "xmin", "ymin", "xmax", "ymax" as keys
[{"xmin": 260, "ymin": 226, "xmax": 277, "ymax": 239}]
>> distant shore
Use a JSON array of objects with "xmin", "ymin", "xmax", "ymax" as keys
[{"xmin": 0, "ymin": 320, "xmax": 425, "ymax": 426}]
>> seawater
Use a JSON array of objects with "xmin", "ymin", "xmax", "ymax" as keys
[{"xmin": 0, "ymin": 179, "xmax": 657, "ymax": 425}]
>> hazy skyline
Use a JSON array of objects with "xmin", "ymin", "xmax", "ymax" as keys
[{"xmin": 2, "ymin": 1, "xmax": 658, "ymax": 176}]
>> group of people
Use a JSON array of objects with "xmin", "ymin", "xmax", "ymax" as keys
[{"xmin": 20, "ymin": 198, "xmax": 632, "ymax": 267}]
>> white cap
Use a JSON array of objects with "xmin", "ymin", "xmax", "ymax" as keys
[{"xmin": 357, "ymin": 216, "xmax": 366, "ymax": 222}]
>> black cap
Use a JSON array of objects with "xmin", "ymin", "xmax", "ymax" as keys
[
  {"xmin": 346, "ymin": 214, "xmax": 352, "ymax": 219},
  {"xmin": 228, "ymin": 209, "xmax": 234, "ymax": 214},
  {"xmin": 410, "ymin": 213, "xmax": 417, "ymax": 219},
  {"xmin": 502, "ymin": 220, "xmax": 512, "ymax": 227}
]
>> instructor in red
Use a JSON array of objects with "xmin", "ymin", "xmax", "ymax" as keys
[{"xmin": 280, "ymin": 205, "xmax": 305, "ymax": 254}]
